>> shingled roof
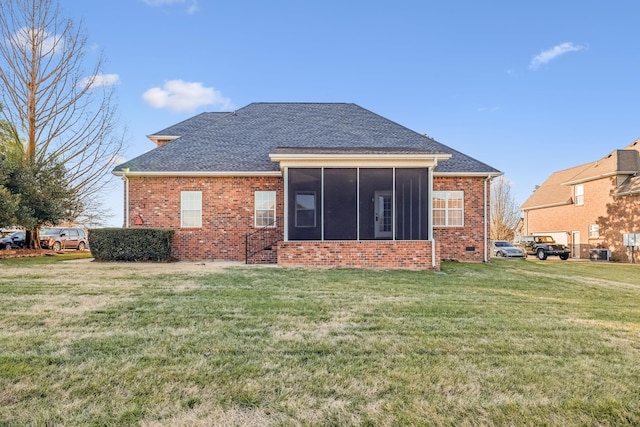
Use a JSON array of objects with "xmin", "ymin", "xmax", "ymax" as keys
[
  {"xmin": 115, "ymin": 103, "xmax": 500, "ymax": 175},
  {"xmin": 520, "ymin": 164, "xmax": 587, "ymax": 210},
  {"xmin": 521, "ymin": 138, "xmax": 640, "ymax": 210}
]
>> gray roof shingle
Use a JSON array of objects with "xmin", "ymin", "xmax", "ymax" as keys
[
  {"xmin": 149, "ymin": 112, "xmax": 229, "ymax": 137},
  {"xmin": 115, "ymin": 103, "xmax": 500, "ymax": 174}
]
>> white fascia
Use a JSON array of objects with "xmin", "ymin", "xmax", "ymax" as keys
[
  {"xmin": 269, "ymin": 153, "xmax": 452, "ymax": 169},
  {"xmin": 112, "ymin": 170, "xmax": 282, "ymax": 178}
]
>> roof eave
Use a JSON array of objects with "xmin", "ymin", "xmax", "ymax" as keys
[
  {"xmin": 521, "ymin": 200, "xmax": 572, "ymax": 211},
  {"xmin": 562, "ymin": 171, "xmax": 623, "ymax": 186},
  {"xmin": 269, "ymin": 152, "xmax": 452, "ymax": 169},
  {"xmin": 612, "ymin": 190, "xmax": 640, "ymax": 198},
  {"xmin": 112, "ymin": 170, "xmax": 282, "ymax": 178},
  {"xmin": 434, "ymin": 171, "xmax": 502, "ymax": 178}
]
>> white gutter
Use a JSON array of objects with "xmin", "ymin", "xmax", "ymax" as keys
[
  {"xmin": 112, "ymin": 170, "xmax": 282, "ymax": 178},
  {"xmin": 612, "ymin": 189, "xmax": 640, "ymax": 197},
  {"xmin": 562, "ymin": 171, "xmax": 623, "ymax": 186},
  {"xmin": 435, "ymin": 171, "xmax": 502, "ymax": 178}
]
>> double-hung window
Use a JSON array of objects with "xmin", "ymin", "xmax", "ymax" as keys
[
  {"xmin": 575, "ymin": 184, "xmax": 584, "ymax": 206},
  {"xmin": 255, "ymin": 191, "xmax": 276, "ymax": 227},
  {"xmin": 589, "ymin": 224, "xmax": 599, "ymax": 238},
  {"xmin": 181, "ymin": 191, "xmax": 202, "ymax": 228},
  {"xmin": 433, "ymin": 191, "xmax": 464, "ymax": 227}
]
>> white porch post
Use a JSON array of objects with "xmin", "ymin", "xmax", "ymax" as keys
[{"xmin": 283, "ymin": 167, "xmax": 289, "ymax": 241}]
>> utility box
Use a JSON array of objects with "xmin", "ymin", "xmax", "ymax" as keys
[{"xmin": 589, "ymin": 248, "xmax": 610, "ymax": 261}]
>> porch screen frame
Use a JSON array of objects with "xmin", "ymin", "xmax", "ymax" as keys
[{"xmin": 285, "ymin": 167, "xmax": 431, "ymax": 241}]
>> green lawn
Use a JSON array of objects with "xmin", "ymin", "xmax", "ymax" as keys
[{"xmin": 1, "ymin": 257, "xmax": 640, "ymax": 426}]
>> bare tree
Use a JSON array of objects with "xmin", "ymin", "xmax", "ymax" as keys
[
  {"xmin": 490, "ymin": 175, "xmax": 522, "ymax": 241},
  {"xmin": 0, "ymin": 0, "xmax": 123, "ymax": 244}
]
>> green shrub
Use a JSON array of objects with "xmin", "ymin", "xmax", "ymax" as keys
[{"xmin": 89, "ymin": 228, "xmax": 174, "ymax": 262}]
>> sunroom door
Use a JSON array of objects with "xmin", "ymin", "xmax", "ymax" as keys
[{"xmin": 374, "ymin": 191, "xmax": 393, "ymax": 238}]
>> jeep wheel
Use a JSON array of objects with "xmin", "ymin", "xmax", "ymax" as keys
[
  {"xmin": 52, "ymin": 241, "xmax": 62, "ymax": 252},
  {"xmin": 536, "ymin": 249, "xmax": 547, "ymax": 260},
  {"xmin": 559, "ymin": 253, "xmax": 569, "ymax": 260},
  {"xmin": 77, "ymin": 242, "xmax": 86, "ymax": 251},
  {"xmin": 4, "ymin": 243, "xmax": 11, "ymax": 250}
]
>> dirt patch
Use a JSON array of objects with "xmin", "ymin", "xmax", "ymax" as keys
[
  {"xmin": 79, "ymin": 259, "xmax": 255, "ymax": 274},
  {"xmin": 0, "ymin": 249, "xmax": 56, "ymax": 259}
]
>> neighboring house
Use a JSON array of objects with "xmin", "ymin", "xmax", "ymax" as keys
[
  {"xmin": 113, "ymin": 103, "xmax": 501, "ymax": 270},
  {"xmin": 521, "ymin": 138, "xmax": 640, "ymax": 261}
]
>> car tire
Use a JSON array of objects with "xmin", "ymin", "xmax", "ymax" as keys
[
  {"xmin": 52, "ymin": 241, "xmax": 62, "ymax": 252},
  {"xmin": 536, "ymin": 249, "xmax": 547, "ymax": 260},
  {"xmin": 77, "ymin": 242, "xmax": 86, "ymax": 251},
  {"xmin": 496, "ymin": 251, "xmax": 504, "ymax": 257},
  {"xmin": 559, "ymin": 254, "xmax": 569, "ymax": 260},
  {"xmin": 4, "ymin": 243, "xmax": 11, "ymax": 250}
]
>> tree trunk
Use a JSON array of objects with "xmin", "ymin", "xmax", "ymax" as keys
[{"xmin": 25, "ymin": 229, "xmax": 41, "ymax": 249}]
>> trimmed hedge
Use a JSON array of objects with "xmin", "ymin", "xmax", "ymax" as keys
[{"xmin": 89, "ymin": 228, "xmax": 174, "ymax": 262}]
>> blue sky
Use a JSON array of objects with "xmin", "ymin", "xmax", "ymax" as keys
[{"xmin": 64, "ymin": 0, "xmax": 640, "ymax": 226}]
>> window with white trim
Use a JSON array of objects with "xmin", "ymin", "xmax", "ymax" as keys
[
  {"xmin": 589, "ymin": 224, "xmax": 599, "ymax": 238},
  {"xmin": 295, "ymin": 191, "xmax": 316, "ymax": 228},
  {"xmin": 255, "ymin": 191, "xmax": 276, "ymax": 228},
  {"xmin": 181, "ymin": 191, "xmax": 202, "ymax": 228},
  {"xmin": 575, "ymin": 184, "xmax": 584, "ymax": 206},
  {"xmin": 433, "ymin": 191, "xmax": 464, "ymax": 227}
]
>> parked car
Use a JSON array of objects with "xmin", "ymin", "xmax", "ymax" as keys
[
  {"xmin": 40, "ymin": 227, "xmax": 88, "ymax": 251},
  {"xmin": 0, "ymin": 228, "xmax": 22, "ymax": 238},
  {"xmin": 0, "ymin": 231, "xmax": 26, "ymax": 250},
  {"xmin": 492, "ymin": 240, "xmax": 525, "ymax": 258},
  {"xmin": 519, "ymin": 235, "xmax": 570, "ymax": 260}
]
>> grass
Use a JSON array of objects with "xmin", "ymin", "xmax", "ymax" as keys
[{"xmin": 1, "ymin": 257, "xmax": 640, "ymax": 426}]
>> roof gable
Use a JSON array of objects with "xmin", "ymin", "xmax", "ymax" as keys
[
  {"xmin": 115, "ymin": 103, "xmax": 500, "ymax": 175},
  {"xmin": 521, "ymin": 163, "xmax": 589, "ymax": 210},
  {"xmin": 562, "ymin": 149, "xmax": 640, "ymax": 185},
  {"xmin": 522, "ymin": 138, "xmax": 640, "ymax": 209}
]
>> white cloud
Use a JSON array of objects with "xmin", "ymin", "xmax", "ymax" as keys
[
  {"xmin": 477, "ymin": 106, "xmax": 500, "ymax": 113},
  {"xmin": 142, "ymin": 80, "xmax": 233, "ymax": 112},
  {"xmin": 8, "ymin": 27, "xmax": 62, "ymax": 55},
  {"xmin": 529, "ymin": 42, "xmax": 585, "ymax": 69},
  {"xmin": 81, "ymin": 73, "xmax": 120, "ymax": 89},
  {"xmin": 141, "ymin": 0, "xmax": 198, "ymax": 13}
]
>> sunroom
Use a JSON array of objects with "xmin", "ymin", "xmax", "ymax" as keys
[{"xmin": 270, "ymin": 148, "xmax": 452, "ymax": 269}]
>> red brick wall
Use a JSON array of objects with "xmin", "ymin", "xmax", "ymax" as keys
[
  {"xmin": 433, "ymin": 176, "xmax": 489, "ymax": 262},
  {"xmin": 278, "ymin": 240, "xmax": 440, "ymax": 270},
  {"xmin": 126, "ymin": 176, "xmax": 284, "ymax": 261},
  {"xmin": 125, "ymin": 174, "xmax": 489, "ymax": 265},
  {"xmin": 523, "ymin": 177, "xmax": 623, "ymax": 259}
]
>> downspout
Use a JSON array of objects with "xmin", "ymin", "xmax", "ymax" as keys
[
  {"xmin": 122, "ymin": 168, "xmax": 130, "ymax": 228},
  {"xmin": 428, "ymin": 166, "xmax": 436, "ymax": 269},
  {"xmin": 483, "ymin": 175, "xmax": 493, "ymax": 263}
]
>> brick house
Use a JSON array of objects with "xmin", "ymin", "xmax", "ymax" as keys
[
  {"xmin": 521, "ymin": 138, "xmax": 640, "ymax": 261},
  {"xmin": 113, "ymin": 103, "xmax": 501, "ymax": 269}
]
